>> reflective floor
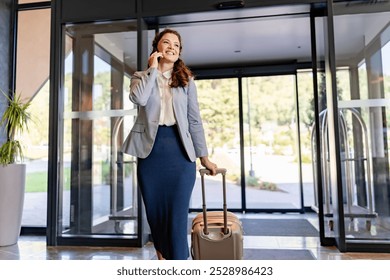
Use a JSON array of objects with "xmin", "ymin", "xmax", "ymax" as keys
[{"xmin": 1, "ymin": 213, "xmax": 390, "ymax": 260}]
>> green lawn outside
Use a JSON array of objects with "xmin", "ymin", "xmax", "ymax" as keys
[{"xmin": 26, "ymin": 167, "xmax": 70, "ymax": 192}]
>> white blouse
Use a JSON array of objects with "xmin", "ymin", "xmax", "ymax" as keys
[{"xmin": 157, "ymin": 69, "xmax": 176, "ymax": 126}]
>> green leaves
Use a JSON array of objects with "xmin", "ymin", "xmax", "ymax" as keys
[
  {"xmin": 0, "ymin": 140, "xmax": 22, "ymax": 165},
  {"xmin": 0, "ymin": 89, "xmax": 31, "ymax": 165}
]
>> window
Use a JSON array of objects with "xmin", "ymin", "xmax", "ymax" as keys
[{"xmin": 16, "ymin": 8, "xmax": 51, "ymax": 227}]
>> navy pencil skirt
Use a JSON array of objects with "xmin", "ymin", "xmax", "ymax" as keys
[{"xmin": 137, "ymin": 125, "xmax": 196, "ymax": 260}]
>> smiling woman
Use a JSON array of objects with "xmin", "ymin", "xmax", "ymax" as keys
[
  {"xmin": 122, "ymin": 28, "xmax": 218, "ymax": 260},
  {"xmin": 148, "ymin": 29, "xmax": 193, "ymax": 88},
  {"xmin": 156, "ymin": 34, "xmax": 180, "ymax": 64}
]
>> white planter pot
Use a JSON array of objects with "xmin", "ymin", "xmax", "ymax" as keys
[{"xmin": 0, "ymin": 164, "xmax": 26, "ymax": 246}]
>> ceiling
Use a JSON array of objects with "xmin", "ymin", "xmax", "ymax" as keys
[
  {"xmin": 157, "ymin": 5, "xmax": 314, "ymax": 67},
  {"xmin": 97, "ymin": 3, "xmax": 390, "ymax": 71}
]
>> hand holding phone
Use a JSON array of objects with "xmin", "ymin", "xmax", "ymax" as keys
[{"xmin": 148, "ymin": 51, "xmax": 163, "ymax": 68}]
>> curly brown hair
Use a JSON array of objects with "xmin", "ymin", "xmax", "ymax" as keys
[{"xmin": 150, "ymin": 28, "xmax": 193, "ymax": 88}]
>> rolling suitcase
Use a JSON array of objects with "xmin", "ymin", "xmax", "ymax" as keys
[{"xmin": 191, "ymin": 168, "xmax": 243, "ymax": 260}]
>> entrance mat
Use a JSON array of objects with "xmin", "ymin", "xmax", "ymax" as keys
[
  {"xmin": 241, "ymin": 219, "xmax": 318, "ymax": 237},
  {"xmin": 244, "ymin": 249, "xmax": 316, "ymax": 260}
]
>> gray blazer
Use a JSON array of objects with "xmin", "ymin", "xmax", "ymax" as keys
[{"xmin": 122, "ymin": 67, "xmax": 209, "ymax": 162}]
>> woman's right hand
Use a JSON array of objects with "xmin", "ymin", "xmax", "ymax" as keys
[
  {"xmin": 148, "ymin": 51, "xmax": 163, "ymax": 68},
  {"xmin": 200, "ymin": 156, "xmax": 218, "ymax": 176}
]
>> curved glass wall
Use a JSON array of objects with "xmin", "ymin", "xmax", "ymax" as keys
[
  {"xmin": 59, "ymin": 20, "xmax": 140, "ymax": 239},
  {"xmin": 317, "ymin": 1, "xmax": 390, "ymax": 250},
  {"xmin": 333, "ymin": 8, "xmax": 390, "ymax": 243}
]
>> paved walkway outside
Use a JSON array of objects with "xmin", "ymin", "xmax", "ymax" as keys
[{"xmin": 22, "ymin": 155, "xmax": 316, "ymax": 226}]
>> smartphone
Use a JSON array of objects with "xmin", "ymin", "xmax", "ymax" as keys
[{"xmin": 157, "ymin": 48, "xmax": 161, "ymax": 62}]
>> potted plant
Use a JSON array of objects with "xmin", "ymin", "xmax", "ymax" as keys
[{"xmin": 0, "ymin": 89, "xmax": 31, "ymax": 246}]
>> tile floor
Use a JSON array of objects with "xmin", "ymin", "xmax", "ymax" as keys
[{"xmin": 1, "ymin": 213, "xmax": 390, "ymax": 260}]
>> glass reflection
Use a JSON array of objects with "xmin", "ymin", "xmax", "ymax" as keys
[
  {"xmin": 61, "ymin": 21, "xmax": 138, "ymax": 237},
  {"xmin": 333, "ymin": 9, "xmax": 390, "ymax": 241}
]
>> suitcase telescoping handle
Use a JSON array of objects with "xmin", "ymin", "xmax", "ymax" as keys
[{"xmin": 199, "ymin": 168, "xmax": 228, "ymax": 235}]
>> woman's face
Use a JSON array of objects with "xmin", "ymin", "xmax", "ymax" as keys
[{"xmin": 157, "ymin": 32, "xmax": 181, "ymax": 64}]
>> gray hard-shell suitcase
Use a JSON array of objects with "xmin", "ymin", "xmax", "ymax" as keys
[{"xmin": 191, "ymin": 168, "xmax": 243, "ymax": 260}]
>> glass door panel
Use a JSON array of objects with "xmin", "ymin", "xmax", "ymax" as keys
[
  {"xmin": 61, "ymin": 20, "xmax": 139, "ymax": 237},
  {"xmin": 311, "ymin": 12, "xmax": 336, "ymax": 241},
  {"xmin": 333, "ymin": 9, "xmax": 390, "ymax": 242},
  {"xmin": 243, "ymin": 75, "xmax": 302, "ymax": 210},
  {"xmin": 297, "ymin": 70, "xmax": 316, "ymax": 209},
  {"xmin": 317, "ymin": 1, "xmax": 390, "ymax": 250},
  {"xmin": 193, "ymin": 78, "xmax": 241, "ymax": 209}
]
